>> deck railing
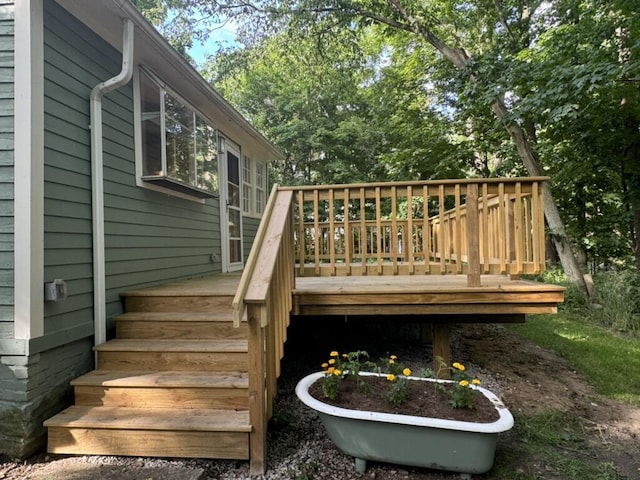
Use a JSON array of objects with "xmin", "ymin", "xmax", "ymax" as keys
[
  {"xmin": 281, "ymin": 177, "xmax": 547, "ymax": 286},
  {"xmin": 232, "ymin": 184, "xmax": 295, "ymax": 474}
]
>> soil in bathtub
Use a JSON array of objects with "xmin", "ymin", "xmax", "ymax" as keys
[{"xmin": 309, "ymin": 375, "xmax": 500, "ymax": 423}]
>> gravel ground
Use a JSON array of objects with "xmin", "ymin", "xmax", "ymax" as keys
[{"xmin": 2, "ymin": 317, "xmax": 638, "ymax": 479}]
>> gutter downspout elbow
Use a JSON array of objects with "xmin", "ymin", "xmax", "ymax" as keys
[{"xmin": 90, "ymin": 19, "xmax": 134, "ymax": 354}]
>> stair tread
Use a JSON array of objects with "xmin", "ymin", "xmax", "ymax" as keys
[
  {"xmin": 44, "ymin": 406, "xmax": 251, "ymax": 432},
  {"xmin": 71, "ymin": 370, "xmax": 248, "ymax": 388},
  {"xmin": 94, "ymin": 339, "xmax": 248, "ymax": 353},
  {"xmin": 115, "ymin": 312, "xmax": 245, "ymax": 322}
]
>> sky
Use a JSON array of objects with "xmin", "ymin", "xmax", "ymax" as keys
[{"xmin": 188, "ymin": 20, "xmax": 239, "ymax": 66}]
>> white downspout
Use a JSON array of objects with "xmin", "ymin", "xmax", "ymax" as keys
[{"xmin": 90, "ymin": 19, "xmax": 134, "ymax": 354}]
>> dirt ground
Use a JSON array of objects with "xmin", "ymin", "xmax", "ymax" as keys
[
  {"xmin": 1, "ymin": 322, "xmax": 639, "ymax": 479},
  {"xmin": 460, "ymin": 323, "xmax": 640, "ymax": 480}
]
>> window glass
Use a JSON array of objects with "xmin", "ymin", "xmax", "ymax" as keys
[
  {"xmin": 138, "ymin": 68, "xmax": 219, "ymax": 197},
  {"xmin": 227, "ymin": 151, "xmax": 240, "ymax": 208},
  {"xmin": 196, "ymin": 115, "xmax": 218, "ymax": 191},
  {"xmin": 164, "ymin": 91, "xmax": 195, "ymax": 184},
  {"xmin": 140, "ymin": 71, "xmax": 162, "ymax": 176}
]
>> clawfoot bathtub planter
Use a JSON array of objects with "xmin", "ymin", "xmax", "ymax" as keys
[{"xmin": 295, "ymin": 372, "xmax": 514, "ymax": 478}]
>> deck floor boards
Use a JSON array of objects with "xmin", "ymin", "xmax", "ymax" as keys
[{"xmin": 128, "ymin": 273, "xmax": 564, "ymax": 317}]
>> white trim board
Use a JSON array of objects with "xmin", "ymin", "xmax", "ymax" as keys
[{"xmin": 14, "ymin": 0, "xmax": 45, "ymax": 340}]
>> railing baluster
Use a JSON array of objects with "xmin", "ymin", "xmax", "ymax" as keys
[
  {"xmin": 407, "ymin": 186, "xmax": 414, "ymax": 274},
  {"xmin": 313, "ymin": 190, "xmax": 320, "ymax": 276},
  {"xmin": 532, "ymin": 181, "xmax": 543, "ymax": 274},
  {"xmin": 498, "ymin": 182, "xmax": 506, "ymax": 274},
  {"xmin": 481, "ymin": 183, "xmax": 489, "ymax": 274},
  {"xmin": 454, "ymin": 184, "xmax": 462, "ymax": 273},
  {"xmin": 438, "ymin": 185, "xmax": 445, "ymax": 274},
  {"xmin": 376, "ymin": 186, "xmax": 382, "ymax": 275},
  {"xmin": 359, "ymin": 187, "xmax": 366, "ymax": 275},
  {"xmin": 391, "ymin": 186, "xmax": 398, "ymax": 275},
  {"xmin": 344, "ymin": 188, "xmax": 351, "ymax": 275},
  {"xmin": 514, "ymin": 182, "xmax": 524, "ymax": 276},
  {"xmin": 423, "ymin": 185, "xmax": 430, "ymax": 274},
  {"xmin": 297, "ymin": 190, "xmax": 305, "ymax": 276},
  {"xmin": 328, "ymin": 189, "xmax": 336, "ymax": 276}
]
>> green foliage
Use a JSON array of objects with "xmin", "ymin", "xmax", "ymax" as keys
[
  {"xmin": 511, "ymin": 313, "xmax": 640, "ymax": 404},
  {"xmin": 591, "ymin": 270, "xmax": 640, "ymax": 332},
  {"xmin": 492, "ymin": 411, "xmax": 625, "ymax": 480},
  {"xmin": 434, "ymin": 359, "xmax": 482, "ymax": 409}
]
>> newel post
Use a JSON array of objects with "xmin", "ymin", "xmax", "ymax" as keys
[
  {"xmin": 466, "ymin": 183, "xmax": 481, "ymax": 287},
  {"xmin": 248, "ymin": 304, "xmax": 267, "ymax": 475}
]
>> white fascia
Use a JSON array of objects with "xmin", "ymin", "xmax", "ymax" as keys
[{"xmin": 14, "ymin": 0, "xmax": 45, "ymax": 340}]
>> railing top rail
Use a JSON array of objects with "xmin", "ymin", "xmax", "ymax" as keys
[
  {"xmin": 244, "ymin": 190, "xmax": 294, "ymax": 303},
  {"xmin": 278, "ymin": 176, "xmax": 549, "ymax": 192}
]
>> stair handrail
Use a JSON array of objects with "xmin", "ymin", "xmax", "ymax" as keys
[
  {"xmin": 231, "ymin": 184, "xmax": 296, "ymax": 475},
  {"xmin": 232, "ymin": 183, "xmax": 280, "ymax": 327}
]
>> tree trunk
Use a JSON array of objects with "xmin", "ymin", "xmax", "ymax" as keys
[{"xmin": 490, "ymin": 99, "xmax": 590, "ymax": 297}]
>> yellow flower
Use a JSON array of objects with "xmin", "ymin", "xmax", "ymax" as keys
[
  {"xmin": 402, "ymin": 368, "xmax": 412, "ymax": 376},
  {"xmin": 333, "ymin": 369, "xmax": 342, "ymax": 376},
  {"xmin": 390, "ymin": 355, "xmax": 397, "ymax": 360},
  {"xmin": 342, "ymin": 354, "xmax": 348, "ymax": 358},
  {"xmin": 459, "ymin": 380, "xmax": 469, "ymax": 387},
  {"xmin": 321, "ymin": 362, "xmax": 329, "ymax": 369},
  {"xmin": 330, "ymin": 351, "xmax": 339, "ymax": 357},
  {"xmin": 328, "ymin": 359, "xmax": 336, "ymax": 365},
  {"xmin": 389, "ymin": 359, "xmax": 395, "ymax": 365},
  {"xmin": 327, "ymin": 367, "xmax": 335, "ymax": 374},
  {"xmin": 386, "ymin": 374, "xmax": 396, "ymax": 381},
  {"xmin": 472, "ymin": 378, "xmax": 481, "ymax": 386},
  {"xmin": 452, "ymin": 362, "xmax": 466, "ymax": 372}
]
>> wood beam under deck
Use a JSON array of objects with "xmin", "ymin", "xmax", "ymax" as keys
[{"xmin": 292, "ymin": 274, "xmax": 565, "ymax": 378}]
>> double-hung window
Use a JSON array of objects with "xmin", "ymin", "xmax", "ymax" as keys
[
  {"xmin": 138, "ymin": 68, "xmax": 219, "ymax": 198},
  {"xmin": 255, "ymin": 162, "xmax": 265, "ymax": 215},
  {"xmin": 242, "ymin": 156, "xmax": 252, "ymax": 214}
]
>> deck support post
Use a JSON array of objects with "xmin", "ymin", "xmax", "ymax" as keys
[
  {"xmin": 248, "ymin": 304, "xmax": 267, "ymax": 475},
  {"xmin": 432, "ymin": 323, "xmax": 451, "ymax": 379}
]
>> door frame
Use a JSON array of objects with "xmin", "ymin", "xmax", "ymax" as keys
[{"xmin": 219, "ymin": 138, "xmax": 244, "ymax": 272}]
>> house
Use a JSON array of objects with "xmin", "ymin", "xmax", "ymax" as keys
[{"xmin": 1, "ymin": 0, "xmax": 281, "ymax": 459}]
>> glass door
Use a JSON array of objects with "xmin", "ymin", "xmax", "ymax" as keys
[{"xmin": 223, "ymin": 143, "xmax": 243, "ymax": 271}]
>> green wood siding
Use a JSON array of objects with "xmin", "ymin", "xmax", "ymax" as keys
[
  {"xmin": 43, "ymin": 1, "xmax": 222, "ymax": 336},
  {"xmin": 0, "ymin": 1, "xmax": 13, "ymax": 339},
  {"xmin": 243, "ymin": 217, "xmax": 259, "ymax": 262}
]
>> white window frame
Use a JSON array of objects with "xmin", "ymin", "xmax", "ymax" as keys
[
  {"xmin": 133, "ymin": 67, "xmax": 219, "ymax": 203},
  {"xmin": 238, "ymin": 156, "xmax": 268, "ymax": 218},
  {"xmin": 242, "ymin": 155, "xmax": 252, "ymax": 214},
  {"xmin": 255, "ymin": 161, "xmax": 266, "ymax": 215}
]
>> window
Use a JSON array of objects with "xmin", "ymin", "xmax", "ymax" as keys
[
  {"xmin": 255, "ymin": 162, "xmax": 266, "ymax": 214},
  {"xmin": 138, "ymin": 69, "xmax": 219, "ymax": 198},
  {"xmin": 242, "ymin": 156, "xmax": 252, "ymax": 214}
]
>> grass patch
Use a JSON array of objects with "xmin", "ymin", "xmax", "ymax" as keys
[
  {"xmin": 509, "ymin": 312, "xmax": 640, "ymax": 404},
  {"xmin": 488, "ymin": 411, "xmax": 624, "ymax": 480}
]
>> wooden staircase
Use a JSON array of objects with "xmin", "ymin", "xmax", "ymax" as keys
[{"xmin": 44, "ymin": 278, "xmax": 252, "ymax": 460}]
